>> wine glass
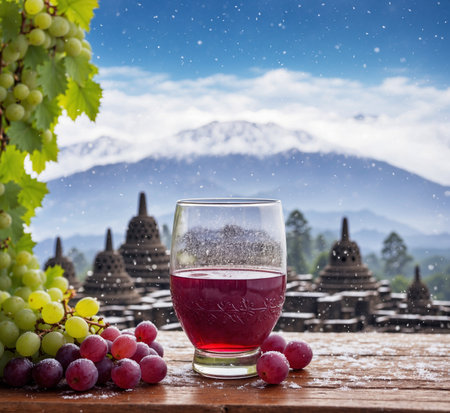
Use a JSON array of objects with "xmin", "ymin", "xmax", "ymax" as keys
[{"xmin": 170, "ymin": 198, "xmax": 287, "ymax": 379}]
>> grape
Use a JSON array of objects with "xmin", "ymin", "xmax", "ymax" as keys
[
  {"xmin": 111, "ymin": 358, "xmax": 141, "ymax": 389},
  {"xmin": 14, "ymin": 308, "xmax": 38, "ymax": 330},
  {"xmin": 100, "ymin": 325, "xmax": 121, "ymax": 342},
  {"xmin": 0, "ymin": 251, "xmax": 11, "ymax": 269},
  {"xmin": 111, "ymin": 334, "xmax": 137, "ymax": 360},
  {"xmin": 5, "ymin": 103, "xmax": 25, "ymax": 121},
  {"xmin": 283, "ymin": 340, "xmax": 313, "ymax": 370},
  {"xmin": 16, "ymin": 331, "xmax": 41, "ymax": 357},
  {"xmin": 261, "ymin": 333, "xmax": 287, "ymax": 353},
  {"xmin": 42, "ymin": 301, "xmax": 65, "ymax": 324},
  {"xmin": 0, "ymin": 291, "xmax": 11, "ymax": 306},
  {"xmin": 13, "ymin": 286, "xmax": 32, "ymax": 302},
  {"xmin": 28, "ymin": 255, "xmax": 41, "ymax": 270},
  {"xmin": 55, "ymin": 38, "xmax": 65, "ymax": 53},
  {"xmin": 48, "ymin": 276, "xmax": 69, "ymax": 292},
  {"xmin": 34, "ymin": 12, "xmax": 52, "ymax": 29},
  {"xmin": 95, "ymin": 356, "xmax": 114, "ymax": 384},
  {"xmin": 0, "ymin": 86, "xmax": 7, "ymax": 102},
  {"xmin": 24, "ymin": 0, "xmax": 44, "ymax": 15},
  {"xmin": 3, "ymin": 357, "xmax": 33, "ymax": 387},
  {"xmin": 47, "ymin": 287, "xmax": 63, "ymax": 302},
  {"xmin": 257, "ymin": 351, "xmax": 290, "ymax": 384},
  {"xmin": 13, "ymin": 83, "xmax": 30, "ymax": 101},
  {"xmin": 65, "ymin": 37, "xmax": 82, "ymax": 56},
  {"xmin": 33, "ymin": 358, "xmax": 63, "ymax": 388},
  {"xmin": 149, "ymin": 340, "xmax": 164, "ymax": 357},
  {"xmin": 16, "ymin": 250, "xmax": 32, "ymax": 266},
  {"xmin": 42, "ymin": 33, "xmax": 52, "ymax": 49},
  {"xmin": 0, "ymin": 73, "xmax": 14, "ymax": 89},
  {"xmin": 12, "ymin": 264, "xmax": 27, "ymax": 281},
  {"xmin": 41, "ymin": 331, "xmax": 65, "ymax": 356},
  {"xmin": 3, "ymin": 44, "xmax": 20, "ymax": 63},
  {"xmin": 28, "ymin": 290, "xmax": 51, "ymax": 309},
  {"xmin": 134, "ymin": 320, "xmax": 158, "ymax": 345},
  {"xmin": 65, "ymin": 316, "xmax": 89, "ymax": 338},
  {"xmin": 26, "ymin": 89, "xmax": 43, "ymax": 106},
  {"xmin": 0, "ymin": 274, "xmax": 12, "ymax": 290},
  {"xmin": 11, "ymin": 34, "xmax": 29, "ymax": 59},
  {"xmin": 75, "ymin": 297, "xmax": 100, "ymax": 318},
  {"xmin": 0, "ymin": 351, "xmax": 14, "ymax": 377},
  {"xmin": 130, "ymin": 341, "xmax": 154, "ymax": 363},
  {"xmin": 140, "ymin": 355, "xmax": 167, "ymax": 384},
  {"xmin": 22, "ymin": 269, "xmax": 42, "ymax": 288},
  {"xmin": 65, "ymin": 358, "xmax": 98, "ymax": 391},
  {"xmin": 55, "ymin": 343, "xmax": 81, "ymax": 371},
  {"xmin": 80, "ymin": 47, "xmax": 92, "ymax": 60},
  {"xmin": 0, "ymin": 320, "xmax": 19, "ymax": 348},
  {"xmin": 41, "ymin": 129, "xmax": 53, "ymax": 144},
  {"xmin": 28, "ymin": 28, "xmax": 46, "ymax": 46},
  {"xmin": 0, "ymin": 211, "xmax": 12, "ymax": 229},
  {"xmin": 79, "ymin": 334, "xmax": 108, "ymax": 362},
  {"xmin": 49, "ymin": 16, "xmax": 70, "ymax": 37},
  {"xmin": 2, "ymin": 296, "xmax": 26, "ymax": 315}
]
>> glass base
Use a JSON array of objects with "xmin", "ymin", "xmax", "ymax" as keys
[{"xmin": 193, "ymin": 348, "xmax": 261, "ymax": 379}]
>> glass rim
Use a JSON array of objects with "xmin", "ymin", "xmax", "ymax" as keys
[{"xmin": 176, "ymin": 197, "xmax": 281, "ymax": 206}]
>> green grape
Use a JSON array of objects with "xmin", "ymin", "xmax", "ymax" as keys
[
  {"xmin": 11, "ymin": 34, "xmax": 29, "ymax": 59},
  {"xmin": 34, "ymin": 12, "xmax": 52, "ymax": 29},
  {"xmin": 16, "ymin": 250, "xmax": 32, "ymax": 266},
  {"xmin": 0, "ymin": 291, "xmax": 10, "ymax": 306},
  {"xmin": 28, "ymin": 290, "xmax": 51, "ymax": 309},
  {"xmin": 24, "ymin": 0, "xmax": 44, "ymax": 15},
  {"xmin": 64, "ymin": 37, "xmax": 82, "ymax": 56},
  {"xmin": 12, "ymin": 264, "xmax": 27, "ymax": 281},
  {"xmin": 0, "ymin": 73, "xmax": 14, "ymax": 89},
  {"xmin": 0, "ymin": 341, "xmax": 3, "ymax": 358},
  {"xmin": 0, "ymin": 351, "xmax": 14, "ymax": 377},
  {"xmin": 0, "ymin": 183, "xmax": 4, "ymax": 196},
  {"xmin": 5, "ymin": 103, "xmax": 25, "ymax": 121},
  {"xmin": 13, "ymin": 83, "xmax": 30, "ymax": 100},
  {"xmin": 16, "ymin": 331, "xmax": 41, "ymax": 357},
  {"xmin": 42, "ymin": 33, "xmax": 52, "ymax": 49},
  {"xmin": 65, "ymin": 316, "xmax": 89, "ymax": 338},
  {"xmin": 27, "ymin": 255, "xmax": 40, "ymax": 270},
  {"xmin": 80, "ymin": 47, "xmax": 92, "ymax": 60},
  {"xmin": 0, "ymin": 251, "xmax": 11, "ymax": 269},
  {"xmin": 0, "ymin": 274, "xmax": 11, "ymax": 291},
  {"xmin": 48, "ymin": 276, "xmax": 69, "ymax": 293},
  {"xmin": 28, "ymin": 28, "xmax": 46, "ymax": 46},
  {"xmin": 13, "ymin": 286, "xmax": 32, "ymax": 302},
  {"xmin": 22, "ymin": 69, "xmax": 38, "ymax": 89},
  {"xmin": 49, "ymin": 16, "xmax": 70, "ymax": 37},
  {"xmin": 1, "ymin": 296, "xmax": 26, "ymax": 315},
  {"xmin": 3, "ymin": 44, "xmax": 20, "ymax": 63},
  {"xmin": 42, "ymin": 129, "xmax": 53, "ymax": 144},
  {"xmin": 74, "ymin": 26, "xmax": 85, "ymax": 40},
  {"xmin": 55, "ymin": 38, "xmax": 65, "ymax": 53},
  {"xmin": 75, "ymin": 297, "xmax": 99, "ymax": 318},
  {"xmin": 0, "ymin": 86, "xmax": 7, "ymax": 102},
  {"xmin": 3, "ymin": 92, "xmax": 16, "ymax": 107},
  {"xmin": 26, "ymin": 89, "xmax": 43, "ymax": 106},
  {"xmin": 81, "ymin": 40, "xmax": 92, "ymax": 51},
  {"xmin": 39, "ymin": 270, "xmax": 46, "ymax": 285},
  {"xmin": 22, "ymin": 269, "xmax": 42, "ymax": 288},
  {"xmin": 41, "ymin": 331, "xmax": 65, "ymax": 356},
  {"xmin": 14, "ymin": 308, "xmax": 37, "ymax": 330},
  {"xmin": 0, "ymin": 320, "xmax": 19, "ymax": 348},
  {"xmin": 47, "ymin": 287, "xmax": 63, "ymax": 302},
  {"xmin": 0, "ymin": 211, "xmax": 12, "ymax": 229},
  {"xmin": 41, "ymin": 301, "xmax": 64, "ymax": 324}
]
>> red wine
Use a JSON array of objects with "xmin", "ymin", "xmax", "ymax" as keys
[{"xmin": 170, "ymin": 268, "xmax": 286, "ymax": 352}]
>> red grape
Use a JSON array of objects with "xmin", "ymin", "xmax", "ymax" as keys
[
  {"xmin": 140, "ymin": 355, "xmax": 167, "ymax": 384},
  {"xmin": 101, "ymin": 326, "xmax": 121, "ymax": 342},
  {"xmin": 256, "ymin": 351, "xmax": 290, "ymax": 384},
  {"xmin": 32, "ymin": 358, "xmax": 63, "ymax": 388},
  {"xmin": 111, "ymin": 334, "xmax": 137, "ymax": 360},
  {"xmin": 80, "ymin": 335, "xmax": 108, "ymax": 362},
  {"xmin": 111, "ymin": 358, "xmax": 141, "ymax": 389},
  {"xmin": 261, "ymin": 333, "xmax": 287, "ymax": 353},
  {"xmin": 3, "ymin": 357, "xmax": 33, "ymax": 387},
  {"xmin": 65, "ymin": 358, "xmax": 98, "ymax": 391},
  {"xmin": 95, "ymin": 356, "xmax": 114, "ymax": 385},
  {"xmin": 56, "ymin": 343, "xmax": 81, "ymax": 371},
  {"xmin": 149, "ymin": 340, "xmax": 164, "ymax": 357},
  {"xmin": 283, "ymin": 340, "xmax": 313, "ymax": 370},
  {"xmin": 130, "ymin": 341, "xmax": 153, "ymax": 363},
  {"xmin": 134, "ymin": 320, "xmax": 157, "ymax": 345}
]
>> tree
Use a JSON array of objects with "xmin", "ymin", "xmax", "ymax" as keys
[
  {"xmin": 67, "ymin": 247, "xmax": 90, "ymax": 279},
  {"xmin": 390, "ymin": 274, "xmax": 410, "ymax": 293},
  {"xmin": 381, "ymin": 232, "xmax": 413, "ymax": 277},
  {"xmin": 425, "ymin": 271, "xmax": 450, "ymax": 300},
  {"xmin": 310, "ymin": 250, "xmax": 328, "ymax": 278},
  {"xmin": 285, "ymin": 209, "xmax": 311, "ymax": 273}
]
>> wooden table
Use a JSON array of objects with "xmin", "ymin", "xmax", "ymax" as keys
[{"xmin": 0, "ymin": 332, "xmax": 449, "ymax": 412}]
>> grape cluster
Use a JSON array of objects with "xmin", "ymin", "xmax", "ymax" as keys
[{"xmin": 257, "ymin": 333, "xmax": 313, "ymax": 384}]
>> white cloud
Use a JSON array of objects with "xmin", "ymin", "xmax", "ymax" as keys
[{"xmin": 52, "ymin": 67, "xmax": 450, "ymax": 186}]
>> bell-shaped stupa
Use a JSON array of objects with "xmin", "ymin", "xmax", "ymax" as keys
[
  {"xmin": 406, "ymin": 265, "xmax": 432, "ymax": 314},
  {"xmin": 316, "ymin": 217, "xmax": 378, "ymax": 293},
  {"xmin": 44, "ymin": 237, "xmax": 80, "ymax": 291},
  {"xmin": 119, "ymin": 192, "xmax": 170, "ymax": 293},
  {"xmin": 82, "ymin": 229, "xmax": 140, "ymax": 305}
]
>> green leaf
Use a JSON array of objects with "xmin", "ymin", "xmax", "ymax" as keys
[
  {"xmin": 15, "ymin": 233, "xmax": 36, "ymax": 253},
  {"xmin": 18, "ymin": 174, "xmax": 48, "ymax": 224},
  {"xmin": 31, "ymin": 96, "xmax": 62, "ymax": 131},
  {"xmin": 0, "ymin": 181, "xmax": 21, "ymax": 211},
  {"xmin": 37, "ymin": 58, "xmax": 68, "ymax": 100},
  {"xmin": 65, "ymin": 55, "xmax": 93, "ymax": 86},
  {"xmin": 23, "ymin": 45, "xmax": 49, "ymax": 70},
  {"xmin": 7, "ymin": 121, "xmax": 43, "ymax": 154},
  {"xmin": 56, "ymin": 0, "xmax": 99, "ymax": 31},
  {"xmin": 60, "ymin": 77, "xmax": 102, "ymax": 121},
  {"xmin": 0, "ymin": 1, "xmax": 21, "ymax": 43},
  {"xmin": 44, "ymin": 265, "xmax": 64, "ymax": 286},
  {"xmin": 30, "ymin": 136, "xmax": 59, "ymax": 174},
  {"xmin": 0, "ymin": 205, "xmax": 26, "ymax": 244},
  {"xmin": 0, "ymin": 145, "xmax": 26, "ymax": 183}
]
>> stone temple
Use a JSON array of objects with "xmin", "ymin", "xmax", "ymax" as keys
[{"xmin": 120, "ymin": 192, "xmax": 170, "ymax": 293}]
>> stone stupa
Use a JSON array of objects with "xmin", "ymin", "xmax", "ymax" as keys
[
  {"xmin": 44, "ymin": 237, "xmax": 80, "ymax": 291},
  {"xmin": 406, "ymin": 265, "xmax": 432, "ymax": 314},
  {"xmin": 316, "ymin": 217, "xmax": 378, "ymax": 293},
  {"xmin": 82, "ymin": 228, "xmax": 141, "ymax": 305},
  {"xmin": 120, "ymin": 192, "xmax": 170, "ymax": 293}
]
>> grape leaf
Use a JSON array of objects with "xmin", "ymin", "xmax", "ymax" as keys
[
  {"xmin": 0, "ymin": 205, "xmax": 26, "ymax": 244},
  {"xmin": 44, "ymin": 264, "xmax": 64, "ymax": 286},
  {"xmin": 0, "ymin": 145, "xmax": 26, "ymax": 182},
  {"xmin": 18, "ymin": 174, "xmax": 48, "ymax": 225},
  {"xmin": 37, "ymin": 58, "xmax": 68, "ymax": 100},
  {"xmin": 0, "ymin": 1, "xmax": 21, "ymax": 43},
  {"xmin": 23, "ymin": 45, "xmax": 49, "ymax": 69},
  {"xmin": 30, "ymin": 135, "xmax": 59, "ymax": 174},
  {"xmin": 32, "ymin": 96, "xmax": 61, "ymax": 131},
  {"xmin": 56, "ymin": 0, "xmax": 99, "ymax": 31},
  {"xmin": 60, "ymin": 77, "xmax": 102, "ymax": 121},
  {"xmin": 14, "ymin": 232, "xmax": 36, "ymax": 253},
  {"xmin": 7, "ymin": 121, "xmax": 42, "ymax": 154},
  {"xmin": 0, "ymin": 181, "xmax": 21, "ymax": 211},
  {"xmin": 65, "ymin": 55, "xmax": 93, "ymax": 86}
]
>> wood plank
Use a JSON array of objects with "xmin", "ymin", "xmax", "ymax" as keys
[{"xmin": 0, "ymin": 332, "xmax": 449, "ymax": 413}]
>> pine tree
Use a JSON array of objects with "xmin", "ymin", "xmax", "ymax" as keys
[{"xmin": 381, "ymin": 232, "xmax": 413, "ymax": 276}]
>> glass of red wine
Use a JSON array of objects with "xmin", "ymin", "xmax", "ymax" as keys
[{"xmin": 170, "ymin": 198, "xmax": 287, "ymax": 378}]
